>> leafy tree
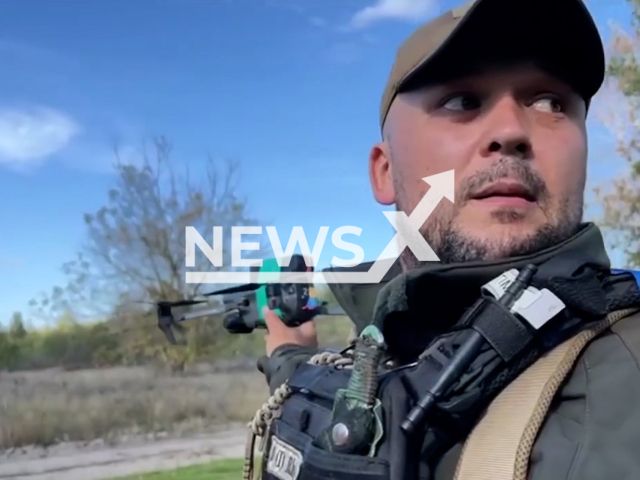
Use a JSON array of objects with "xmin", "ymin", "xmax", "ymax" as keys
[
  {"xmin": 0, "ymin": 329, "xmax": 20, "ymax": 370},
  {"xmin": 594, "ymin": 0, "xmax": 640, "ymax": 268},
  {"xmin": 9, "ymin": 311, "xmax": 27, "ymax": 340}
]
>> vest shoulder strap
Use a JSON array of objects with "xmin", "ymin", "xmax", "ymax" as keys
[{"xmin": 453, "ymin": 307, "xmax": 640, "ymax": 480}]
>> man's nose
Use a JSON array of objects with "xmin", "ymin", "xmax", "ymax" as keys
[{"xmin": 479, "ymin": 96, "xmax": 532, "ymax": 159}]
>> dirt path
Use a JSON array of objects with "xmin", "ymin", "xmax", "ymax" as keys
[{"xmin": 0, "ymin": 425, "xmax": 249, "ymax": 480}]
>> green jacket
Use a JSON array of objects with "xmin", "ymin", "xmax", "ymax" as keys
[{"xmin": 260, "ymin": 223, "xmax": 640, "ymax": 479}]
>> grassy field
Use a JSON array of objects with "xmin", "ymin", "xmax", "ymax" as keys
[
  {"xmin": 0, "ymin": 364, "xmax": 269, "ymax": 448},
  {"xmin": 0, "ymin": 315, "xmax": 352, "ymax": 450},
  {"xmin": 112, "ymin": 458, "xmax": 248, "ymax": 480}
]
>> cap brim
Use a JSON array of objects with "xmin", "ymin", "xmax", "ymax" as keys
[{"xmin": 399, "ymin": 0, "xmax": 605, "ymax": 101}]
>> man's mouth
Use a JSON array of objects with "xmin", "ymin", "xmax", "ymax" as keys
[{"xmin": 469, "ymin": 181, "xmax": 537, "ymax": 207}]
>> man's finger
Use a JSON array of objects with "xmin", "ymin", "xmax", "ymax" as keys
[{"xmin": 263, "ymin": 306, "xmax": 284, "ymax": 331}]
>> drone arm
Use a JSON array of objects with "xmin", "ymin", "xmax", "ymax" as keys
[{"xmin": 178, "ymin": 305, "xmax": 228, "ymax": 322}]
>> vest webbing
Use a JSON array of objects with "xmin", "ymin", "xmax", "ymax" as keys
[{"xmin": 453, "ymin": 307, "xmax": 640, "ymax": 480}]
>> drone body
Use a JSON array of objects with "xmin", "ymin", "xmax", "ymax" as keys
[{"xmin": 157, "ymin": 254, "xmax": 333, "ymax": 344}]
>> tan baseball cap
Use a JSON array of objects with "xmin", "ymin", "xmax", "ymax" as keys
[{"xmin": 379, "ymin": 0, "xmax": 605, "ymax": 129}]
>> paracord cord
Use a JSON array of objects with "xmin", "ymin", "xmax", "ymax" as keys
[{"xmin": 243, "ymin": 350, "xmax": 354, "ymax": 480}]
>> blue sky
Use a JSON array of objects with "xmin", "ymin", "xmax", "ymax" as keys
[{"xmin": 0, "ymin": 0, "xmax": 634, "ymax": 326}]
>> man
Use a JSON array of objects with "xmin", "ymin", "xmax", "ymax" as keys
[{"xmin": 254, "ymin": 0, "xmax": 640, "ymax": 479}]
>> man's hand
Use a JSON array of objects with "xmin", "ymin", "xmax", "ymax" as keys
[{"xmin": 263, "ymin": 307, "xmax": 318, "ymax": 356}]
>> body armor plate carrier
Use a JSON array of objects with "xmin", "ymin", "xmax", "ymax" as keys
[{"xmin": 244, "ymin": 258, "xmax": 640, "ymax": 480}]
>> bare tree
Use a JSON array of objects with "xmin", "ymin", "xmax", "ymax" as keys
[{"xmin": 30, "ymin": 136, "xmax": 265, "ymax": 322}]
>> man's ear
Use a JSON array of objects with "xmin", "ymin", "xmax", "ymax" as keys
[{"xmin": 369, "ymin": 140, "xmax": 395, "ymax": 205}]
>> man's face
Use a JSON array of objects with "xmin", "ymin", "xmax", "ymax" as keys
[{"xmin": 369, "ymin": 63, "xmax": 588, "ymax": 267}]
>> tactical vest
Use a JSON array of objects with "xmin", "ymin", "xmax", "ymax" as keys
[{"xmin": 244, "ymin": 266, "xmax": 640, "ymax": 480}]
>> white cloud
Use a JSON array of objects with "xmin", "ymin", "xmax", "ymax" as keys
[
  {"xmin": 0, "ymin": 107, "xmax": 80, "ymax": 164},
  {"xmin": 350, "ymin": 0, "xmax": 439, "ymax": 29}
]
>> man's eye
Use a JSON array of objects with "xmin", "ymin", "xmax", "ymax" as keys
[
  {"xmin": 442, "ymin": 94, "xmax": 480, "ymax": 111},
  {"xmin": 532, "ymin": 97, "xmax": 563, "ymax": 113}
]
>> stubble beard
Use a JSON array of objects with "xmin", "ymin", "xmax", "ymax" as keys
[{"xmin": 394, "ymin": 159, "xmax": 584, "ymax": 270}]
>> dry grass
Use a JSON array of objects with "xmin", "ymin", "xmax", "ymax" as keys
[
  {"xmin": 0, "ymin": 315, "xmax": 354, "ymax": 450},
  {"xmin": 0, "ymin": 364, "xmax": 269, "ymax": 449}
]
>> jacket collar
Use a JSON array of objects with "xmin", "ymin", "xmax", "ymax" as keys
[{"xmin": 368, "ymin": 222, "xmax": 612, "ymax": 362}]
